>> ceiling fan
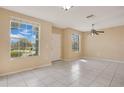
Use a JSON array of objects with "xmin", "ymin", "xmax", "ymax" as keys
[
  {"xmin": 62, "ymin": 6, "xmax": 73, "ymax": 11},
  {"xmin": 90, "ymin": 24, "xmax": 104, "ymax": 36}
]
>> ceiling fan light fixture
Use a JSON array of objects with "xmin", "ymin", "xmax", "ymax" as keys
[
  {"xmin": 90, "ymin": 24, "xmax": 104, "ymax": 36},
  {"xmin": 62, "ymin": 6, "xmax": 73, "ymax": 11},
  {"xmin": 91, "ymin": 30, "xmax": 96, "ymax": 36},
  {"xmin": 91, "ymin": 32, "xmax": 94, "ymax": 36}
]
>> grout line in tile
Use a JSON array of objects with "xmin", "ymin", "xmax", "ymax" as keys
[
  {"xmin": 88, "ymin": 62, "xmax": 111, "ymax": 86},
  {"xmin": 19, "ymin": 71, "xmax": 34, "ymax": 87},
  {"xmin": 21, "ymin": 75, "xmax": 28, "ymax": 87},
  {"xmin": 7, "ymin": 75, "xmax": 8, "ymax": 87},
  {"xmin": 108, "ymin": 63, "xmax": 119, "ymax": 87},
  {"xmin": 30, "ymin": 70, "xmax": 49, "ymax": 86}
]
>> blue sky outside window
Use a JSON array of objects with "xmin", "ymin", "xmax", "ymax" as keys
[{"xmin": 11, "ymin": 23, "xmax": 36, "ymax": 43}]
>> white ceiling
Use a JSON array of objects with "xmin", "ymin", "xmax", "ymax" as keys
[{"xmin": 2, "ymin": 6, "xmax": 124, "ymax": 31}]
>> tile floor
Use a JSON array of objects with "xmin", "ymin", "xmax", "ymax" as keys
[{"xmin": 0, "ymin": 59, "xmax": 124, "ymax": 87}]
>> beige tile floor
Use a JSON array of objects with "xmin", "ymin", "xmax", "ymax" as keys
[{"xmin": 0, "ymin": 59, "xmax": 124, "ymax": 87}]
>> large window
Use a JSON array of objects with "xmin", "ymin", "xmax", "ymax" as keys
[
  {"xmin": 72, "ymin": 33, "xmax": 80, "ymax": 52},
  {"xmin": 10, "ymin": 18, "xmax": 39, "ymax": 58}
]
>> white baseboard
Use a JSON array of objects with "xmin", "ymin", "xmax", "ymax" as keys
[
  {"xmin": 63, "ymin": 57, "xmax": 82, "ymax": 62},
  {"xmin": 82, "ymin": 57, "xmax": 124, "ymax": 63},
  {"xmin": 0, "ymin": 63, "xmax": 51, "ymax": 76},
  {"xmin": 52, "ymin": 59, "xmax": 63, "ymax": 62}
]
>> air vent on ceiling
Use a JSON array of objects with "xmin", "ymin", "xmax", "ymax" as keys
[{"xmin": 86, "ymin": 14, "xmax": 95, "ymax": 19}]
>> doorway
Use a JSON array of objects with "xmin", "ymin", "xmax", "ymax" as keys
[{"xmin": 51, "ymin": 33, "xmax": 61, "ymax": 61}]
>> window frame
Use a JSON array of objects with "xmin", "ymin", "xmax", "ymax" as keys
[
  {"xmin": 10, "ymin": 17, "xmax": 40, "ymax": 59},
  {"xmin": 71, "ymin": 33, "xmax": 80, "ymax": 53}
]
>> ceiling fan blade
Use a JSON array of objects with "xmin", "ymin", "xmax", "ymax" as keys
[
  {"xmin": 95, "ymin": 32, "xmax": 99, "ymax": 35},
  {"xmin": 96, "ymin": 31, "xmax": 104, "ymax": 33}
]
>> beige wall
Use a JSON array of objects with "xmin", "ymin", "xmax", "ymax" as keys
[
  {"xmin": 83, "ymin": 25, "xmax": 124, "ymax": 61},
  {"xmin": 0, "ymin": 8, "xmax": 52, "ymax": 75},
  {"xmin": 63, "ymin": 28, "xmax": 83, "ymax": 60},
  {"xmin": 52, "ymin": 27, "xmax": 64, "ymax": 59}
]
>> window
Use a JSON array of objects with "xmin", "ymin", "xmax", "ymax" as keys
[
  {"xmin": 10, "ymin": 18, "xmax": 39, "ymax": 58},
  {"xmin": 72, "ymin": 33, "xmax": 80, "ymax": 52}
]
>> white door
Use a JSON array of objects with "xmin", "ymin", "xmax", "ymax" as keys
[{"xmin": 51, "ymin": 33, "xmax": 61, "ymax": 61}]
